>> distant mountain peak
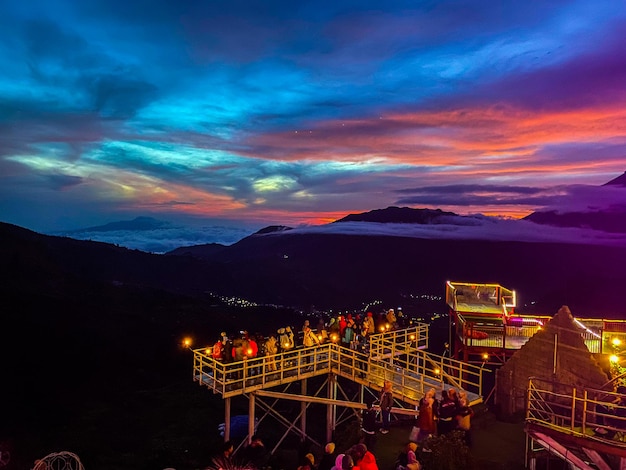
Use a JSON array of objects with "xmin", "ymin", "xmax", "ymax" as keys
[
  {"xmin": 524, "ymin": 171, "xmax": 626, "ymax": 233},
  {"xmin": 64, "ymin": 216, "xmax": 172, "ymax": 233},
  {"xmin": 603, "ymin": 171, "xmax": 626, "ymax": 187},
  {"xmin": 253, "ymin": 225, "xmax": 293, "ymax": 235},
  {"xmin": 335, "ymin": 206, "xmax": 459, "ymax": 224}
]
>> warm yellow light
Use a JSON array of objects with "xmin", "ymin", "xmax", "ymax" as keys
[
  {"xmin": 482, "ymin": 353, "xmax": 489, "ymax": 361},
  {"xmin": 331, "ymin": 334, "xmax": 338, "ymax": 342},
  {"xmin": 205, "ymin": 348, "xmax": 211, "ymax": 355},
  {"xmin": 612, "ymin": 338, "xmax": 622, "ymax": 347},
  {"xmin": 247, "ymin": 348, "xmax": 253, "ymax": 355},
  {"xmin": 610, "ymin": 355, "xmax": 619, "ymax": 363},
  {"xmin": 379, "ymin": 326, "xmax": 385, "ymax": 332},
  {"xmin": 434, "ymin": 368, "xmax": 441, "ymax": 375},
  {"xmin": 284, "ymin": 343, "xmax": 290, "ymax": 348},
  {"xmin": 183, "ymin": 337, "xmax": 192, "ymax": 348},
  {"xmin": 318, "ymin": 335, "xmax": 323, "ymax": 340},
  {"xmin": 410, "ymin": 334, "xmax": 416, "ymax": 340}
]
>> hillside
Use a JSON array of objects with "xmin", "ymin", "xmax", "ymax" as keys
[
  {"xmin": 4, "ymin": 220, "xmax": 626, "ymax": 315},
  {"xmin": 2, "ymin": 218, "xmax": 626, "ymax": 468}
]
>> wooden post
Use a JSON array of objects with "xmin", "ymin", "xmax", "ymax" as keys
[
  {"xmin": 300, "ymin": 378, "xmax": 307, "ymax": 442},
  {"xmin": 326, "ymin": 373, "xmax": 337, "ymax": 442},
  {"xmin": 224, "ymin": 397, "xmax": 231, "ymax": 442},
  {"xmin": 248, "ymin": 392, "xmax": 255, "ymax": 445}
]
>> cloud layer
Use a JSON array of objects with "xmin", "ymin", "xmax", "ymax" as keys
[{"xmin": 1, "ymin": 0, "xmax": 625, "ymax": 233}]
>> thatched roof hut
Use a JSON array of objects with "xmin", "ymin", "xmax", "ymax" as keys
[{"xmin": 495, "ymin": 305, "xmax": 609, "ymax": 417}]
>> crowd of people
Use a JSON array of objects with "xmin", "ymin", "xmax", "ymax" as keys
[
  {"xmin": 209, "ymin": 309, "xmax": 409, "ymax": 369},
  {"xmin": 204, "ymin": 309, "xmax": 477, "ymax": 470},
  {"xmin": 211, "ymin": 437, "xmax": 381, "ymax": 470}
]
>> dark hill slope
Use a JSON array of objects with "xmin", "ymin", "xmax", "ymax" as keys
[
  {"xmin": 3, "ymin": 221, "xmax": 626, "ymax": 315},
  {"xmin": 0, "ymin": 222, "xmax": 230, "ymax": 296},
  {"xmin": 0, "ymin": 222, "xmax": 297, "ymax": 469},
  {"xmin": 168, "ymin": 230, "xmax": 626, "ymax": 315}
]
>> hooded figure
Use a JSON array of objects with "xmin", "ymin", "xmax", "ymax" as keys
[
  {"xmin": 318, "ymin": 443, "xmax": 337, "ymax": 470},
  {"xmin": 331, "ymin": 454, "xmax": 346, "ymax": 470},
  {"xmin": 280, "ymin": 326, "xmax": 295, "ymax": 351},
  {"xmin": 352, "ymin": 443, "xmax": 378, "ymax": 470}
]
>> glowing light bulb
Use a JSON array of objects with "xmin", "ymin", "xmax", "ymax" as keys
[
  {"xmin": 183, "ymin": 337, "xmax": 192, "ymax": 348},
  {"xmin": 434, "ymin": 368, "xmax": 441, "ymax": 375},
  {"xmin": 610, "ymin": 355, "xmax": 619, "ymax": 364},
  {"xmin": 482, "ymin": 353, "xmax": 489, "ymax": 361},
  {"xmin": 612, "ymin": 338, "xmax": 622, "ymax": 347}
]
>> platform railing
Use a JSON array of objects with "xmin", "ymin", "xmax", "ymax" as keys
[
  {"xmin": 369, "ymin": 324, "xmax": 429, "ymax": 358},
  {"xmin": 194, "ymin": 325, "xmax": 486, "ymax": 402},
  {"xmin": 456, "ymin": 315, "xmax": 626, "ymax": 355},
  {"xmin": 526, "ymin": 377, "xmax": 626, "ymax": 445}
]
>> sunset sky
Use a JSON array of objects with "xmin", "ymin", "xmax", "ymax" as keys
[{"xmin": 1, "ymin": 0, "xmax": 625, "ymax": 234}]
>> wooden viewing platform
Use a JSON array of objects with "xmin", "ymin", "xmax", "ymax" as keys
[
  {"xmin": 447, "ymin": 281, "xmax": 626, "ymax": 363},
  {"xmin": 192, "ymin": 325, "xmax": 488, "ymax": 448},
  {"xmin": 525, "ymin": 377, "xmax": 626, "ymax": 470}
]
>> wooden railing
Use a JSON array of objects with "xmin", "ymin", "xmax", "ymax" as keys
[
  {"xmin": 456, "ymin": 315, "xmax": 626, "ymax": 355},
  {"xmin": 193, "ymin": 325, "xmax": 486, "ymax": 404},
  {"xmin": 526, "ymin": 377, "xmax": 626, "ymax": 444}
]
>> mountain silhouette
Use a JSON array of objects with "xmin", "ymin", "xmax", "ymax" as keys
[
  {"xmin": 59, "ymin": 216, "xmax": 172, "ymax": 233},
  {"xmin": 3, "ymin": 213, "xmax": 625, "ymax": 315},
  {"xmin": 524, "ymin": 170, "xmax": 626, "ymax": 233},
  {"xmin": 335, "ymin": 206, "xmax": 459, "ymax": 224}
]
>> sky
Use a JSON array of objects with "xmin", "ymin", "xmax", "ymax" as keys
[{"xmin": 1, "ymin": 0, "xmax": 626, "ymax": 241}]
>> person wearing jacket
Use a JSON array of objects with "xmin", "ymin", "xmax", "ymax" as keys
[
  {"xmin": 350, "ymin": 443, "xmax": 378, "ymax": 470},
  {"xmin": 361, "ymin": 400, "xmax": 378, "ymax": 451},
  {"xmin": 264, "ymin": 335, "xmax": 278, "ymax": 372},
  {"xmin": 331, "ymin": 454, "xmax": 345, "ymax": 470},
  {"xmin": 379, "ymin": 381, "xmax": 393, "ymax": 434}
]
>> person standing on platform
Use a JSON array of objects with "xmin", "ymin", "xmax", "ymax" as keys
[
  {"xmin": 386, "ymin": 309, "xmax": 397, "ymax": 330},
  {"xmin": 264, "ymin": 335, "xmax": 278, "ymax": 372},
  {"xmin": 363, "ymin": 312, "xmax": 376, "ymax": 338},
  {"xmin": 379, "ymin": 381, "xmax": 393, "ymax": 434},
  {"xmin": 302, "ymin": 320, "xmax": 320, "ymax": 369}
]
